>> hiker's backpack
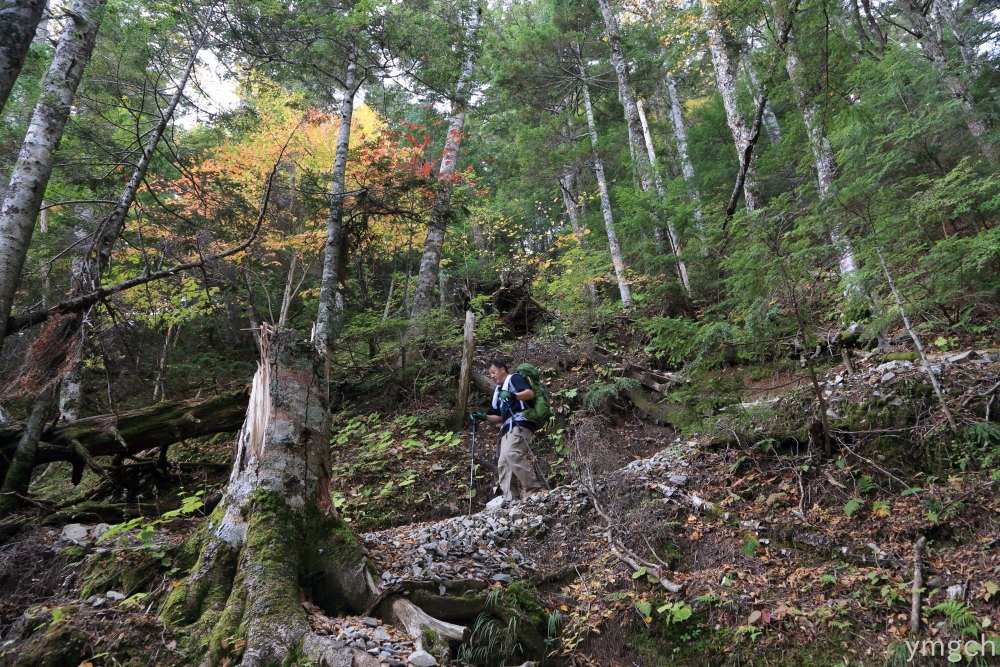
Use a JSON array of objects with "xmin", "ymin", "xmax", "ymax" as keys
[{"xmin": 515, "ymin": 363, "xmax": 554, "ymax": 428}]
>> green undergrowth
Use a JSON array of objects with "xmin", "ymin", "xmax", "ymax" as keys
[{"xmin": 328, "ymin": 409, "xmax": 472, "ymax": 531}]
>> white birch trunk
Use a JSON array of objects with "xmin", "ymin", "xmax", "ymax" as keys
[
  {"xmin": 932, "ymin": 0, "xmax": 975, "ymax": 65},
  {"xmin": 580, "ymin": 63, "xmax": 633, "ymax": 309},
  {"xmin": 665, "ymin": 73, "xmax": 704, "ymax": 225},
  {"xmin": 899, "ymin": 0, "xmax": 993, "ymax": 161},
  {"xmin": 0, "ymin": 0, "xmax": 105, "ymax": 353},
  {"xmin": 784, "ymin": 41, "xmax": 860, "ymax": 287},
  {"xmin": 596, "ymin": 0, "xmax": 653, "ymax": 194},
  {"xmin": 637, "ymin": 98, "xmax": 691, "ymax": 296},
  {"xmin": 0, "ymin": 0, "xmax": 47, "ymax": 114},
  {"xmin": 315, "ymin": 45, "xmax": 359, "ymax": 352},
  {"xmin": 700, "ymin": 0, "xmax": 762, "ymax": 210},
  {"xmin": 408, "ymin": 7, "xmax": 480, "ymax": 330},
  {"xmin": 558, "ymin": 168, "xmax": 584, "ymax": 237},
  {"xmin": 744, "ymin": 29, "xmax": 782, "ymax": 144}
]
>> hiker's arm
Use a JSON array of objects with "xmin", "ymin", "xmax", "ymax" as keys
[
  {"xmin": 485, "ymin": 414, "xmax": 502, "ymax": 425},
  {"xmin": 510, "ymin": 375, "xmax": 534, "ymax": 401}
]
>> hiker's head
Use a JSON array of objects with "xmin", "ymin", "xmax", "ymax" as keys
[{"xmin": 487, "ymin": 359, "xmax": 509, "ymax": 384}]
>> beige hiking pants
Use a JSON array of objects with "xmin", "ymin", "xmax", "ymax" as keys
[{"xmin": 498, "ymin": 425, "xmax": 543, "ymax": 501}]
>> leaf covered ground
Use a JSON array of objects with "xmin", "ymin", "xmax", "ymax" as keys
[{"xmin": 1, "ymin": 330, "xmax": 999, "ymax": 666}]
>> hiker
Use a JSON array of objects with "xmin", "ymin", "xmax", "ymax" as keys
[{"xmin": 471, "ymin": 359, "xmax": 545, "ymax": 502}]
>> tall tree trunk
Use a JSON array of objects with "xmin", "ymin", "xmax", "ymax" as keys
[
  {"xmin": 596, "ymin": 0, "xmax": 653, "ymax": 193},
  {"xmin": 558, "ymin": 169, "xmax": 584, "ymax": 238},
  {"xmin": 0, "ymin": 0, "xmax": 104, "ymax": 355},
  {"xmin": 579, "ymin": 56, "xmax": 633, "ymax": 309},
  {"xmin": 315, "ymin": 43, "xmax": 360, "ymax": 352},
  {"xmin": 0, "ymin": 0, "xmax": 47, "ymax": 114},
  {"xmin": 406, "ymin": 6, "xmax": 481, "ymax": 341},
  {"xmin": 161, "ymin": 326, "xmax": 378, "ymax": 665},
  {"xmin": 744, "ymin": 29, "xmax": 782, "ymax": 145},
  {"xmin": 783, "ymin": 29, "xmax": 860, "ymax": 287},
  {"xmin": 558, "ymin": 167, "xmax": 598, "ymax": 304},
  {"xmin": 597, "ymin": 0, "xmax": 690, "ymax": 296},
  {"xmin": 932, "ymin": 0, "xmax": 975, "ymax": 65},
  {"xmin": 664, "ymin": 73, "xmax": 704, "ymax": 225},
  {"xmin": 897, "ymin": 0, "xmax": 994, "ymax": 161},
  {"xmin": 0, "ymin": 387, "xmax": 53, "ymax": 514},
  {"xmin": 637, "ymin": 98, "xmax": 691, "ymax": 296},
  {"xmin": 700, "ymin": 0, "xmax": 762, "ymax": 210}
]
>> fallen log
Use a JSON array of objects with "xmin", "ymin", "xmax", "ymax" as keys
[{"xmin": 0, "ymin": 391, "xmax": 249, "ymax": 482}]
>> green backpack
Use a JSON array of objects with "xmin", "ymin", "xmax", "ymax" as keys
[{"xmin": 515, "ymin": 363, "xmax": 554, "ymax": 428}]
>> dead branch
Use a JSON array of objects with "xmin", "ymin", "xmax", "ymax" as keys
[
  {"xmin": 911, "ymin": 535, "xmax": 927, "ymax": 635},
  {"xmin": 0, "ymin": 391, "xmax": 249, "ymax": 482}
]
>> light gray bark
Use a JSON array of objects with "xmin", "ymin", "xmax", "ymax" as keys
[
  {"xmin": 898, "ymin": 0, "xmax": 993, "ymax": 161},
  {"xmin": 637, "ymin": 98, "xmax": 691, "ymax": 296},
  {"xmin": 315, "ymin": 44, "xmax": 360, "ymax": 353},
  {"xmin": 595, "ymin": 0, "xmax": 653, "ymax": 194},
  {"xmin": 580, "ymin": 58, "xmax": 633, "ymax": 309},
  {"xmin": 558, "ymin": 169, "xmax": 584, "ymax": 237},
  {"xmin": 0, "ymin": 0, "xmax": 105, "ymax": 354},
  {"xmin": 932, "ymin": 0, "xmax": 975, "ymax": 65},
  {"xmin": 597, "ymin": 0, "xmax": 690, "ymax": 295},
  {"xmin": 783, "ymin": 32, "xmax": 860, "ymax": 285},
  {"xmin": 408, "ymin": 7, "xmax": 480, "ymax": 331},
  {"xmin": 664, "ymin": 73, "xmax": 704, "ymax": 224},
  {"xmin": 0, "ymin": 0, "xmax": 47, "ymax": 114},
  {"xmin": 700, "ymin": 0, "xmax": 761, "ymax": 210},
  {"xmin": 744, "ymin": 29, "xmax": 782, "ymax": 145}
]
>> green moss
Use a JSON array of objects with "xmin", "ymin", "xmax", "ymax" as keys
[
  {"xmin": 79, "ymin": 549, "xmax": 161, "ymax": 599},
  {"xmin": 883, "ymin": 352, "xmax": 920, "ymax": 362},
  {"xmin": 14, "ymin": 610, "xmax": 89, "ymax": 667}
]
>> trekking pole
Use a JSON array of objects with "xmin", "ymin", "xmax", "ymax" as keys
[
  {"xmin": 468, "ymin": 415, "xmax": 478, "ymax": 515},
  {"xmin": 524, "ymin": 436, "xmax": 552, "ymax": 491}
]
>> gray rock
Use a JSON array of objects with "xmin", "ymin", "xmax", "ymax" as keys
[
  {"xmin": 881, "ymin": 372, "xmax": 896, "ymax": 383},
  {"xmin": 105, "ymin": 591, "xmax": 126, "ymax": 602},
  {"xmin": 667, "ymin": 473, "xmax": 689, "ymax": 485},
  {"xmin": 373, "ymin": 628, "xmax": 391, "ymax": 642},
  {"xmin": 407, "ymin": 649, "xmax": 438, "ymax": 666},
  {"xmin": 61, "ymin": 524, "xmax": 90, "ymax": 545},
  {"xmin": 485, "ymin": 496, "xmax": 505, "ymax": 512},
  {"xmin": 491, "ymin": 573, "xmax": 512, "ymax": 583},
  {"xmin": 362, "ymin": 616, "xmax": 379, "ymax": 628}
]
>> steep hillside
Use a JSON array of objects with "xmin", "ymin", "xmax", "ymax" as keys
[{"xmin": 1, "ymin": 330, "xmax": 998, "ymax": 666}]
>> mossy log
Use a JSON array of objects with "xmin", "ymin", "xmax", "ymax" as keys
[{"xmin": 0, "ymin": 391, "xmax": 249, "ymax": 483}]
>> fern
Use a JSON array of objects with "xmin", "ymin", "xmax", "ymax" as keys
[
  {"xmin": 857, "ymin": 475, "xmax": 876, "ymax": 494},
  {"xmin": 930, "ymin": 600, "xmax": 980, "ymax": 636},
  {"xmin": 583, "ymin": 376, "xmax": 640, "ymax": 411},
  {"xmin": 844, "ymin": 498, "xmax": 865, "ymax": 517}
]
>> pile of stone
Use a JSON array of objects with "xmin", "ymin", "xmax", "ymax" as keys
[{"xmin": 306, "ymin": 612, "xmax": 424, "ymax": 666}]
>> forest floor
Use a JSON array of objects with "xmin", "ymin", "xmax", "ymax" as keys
[{"xmin": 1, "ymin": 330, "xmax": 999, "ymax": 666}]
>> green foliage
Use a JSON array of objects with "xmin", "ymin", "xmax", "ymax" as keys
[
  {"xmin": 97, "ymin": 490, "xmax": 206, "ymax": 565},
  {"xmin": 954, "ymin": 422, "xmax": 1000, "ymax": 473},
  {"xmin": 843, "ymin": 498, "xmax": 865, "ymax": 518},
  {"xmin": 583, "ymin": 376, "xmax": 640, "ymax": 411},
  {"xmin": 929, "ymin": 600, "xmax": 981, "ymax": 637}
]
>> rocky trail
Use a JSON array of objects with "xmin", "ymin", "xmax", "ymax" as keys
[{"xmin": 1, "ymin": 344, "xmax": 999, "ymax": 665}]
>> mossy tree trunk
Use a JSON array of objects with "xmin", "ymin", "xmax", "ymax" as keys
[{"xmin": 162, "ymin": 326, "xmax": 379, "ymax": 666}]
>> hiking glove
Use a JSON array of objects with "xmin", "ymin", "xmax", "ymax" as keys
[
  {"xmin": 470, "ymin": 412, "xmax": 487, "ymax": 422},
  {"xmin": 498, "ymin": 390, "xmax": 515, "ymax": 402}
]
